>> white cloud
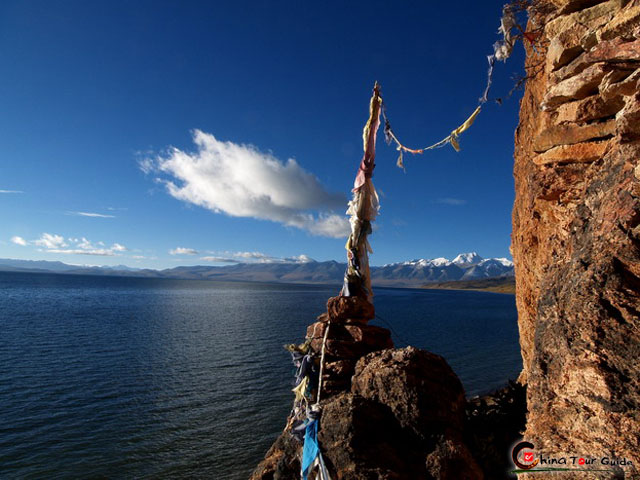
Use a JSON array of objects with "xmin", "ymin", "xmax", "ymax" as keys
[
  {"xmin": 234, "ymin": 251, "xmax": 271, "ymax": 260},
  {"xmin": 169, "ymin": 247, "xmax": 199, "ymax": 255},
  {"xmin": 200, "ymin": 256, "xmax": 239, "ymax": 263},
  {"xmin": 435, "ymin": 197, "xmax": 467, "ymax": 206},
  {"xmin": 11, "ymin": 236, "xmax": 27, "ymax": 246},
  {"xmin": 142, "ymin": 130, "xmax": 350, "ymax": 238},
  {"xmin": 0, "ymin": 189, "xmax": 23, "ymax": 193},
  {"xmin": 286, "ymin": 254, "xmax": 315, "ymax": 263},
  {"xmin": 34, "ymin": 233, "xmax": 67, "ymax": 249},
  {"xmin": 200, "ymin": 251, "xmax": 315, "ymax": 264},
  {"xmin": 67, "ymin": 211, "xmax": 116, "ymax": 218},
  {"xmin": 33, "ymin": 233, "xmax": 127, "ymax": 256}
]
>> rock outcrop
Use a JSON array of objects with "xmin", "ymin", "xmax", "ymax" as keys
[
  {"xmin": 251, "ymin": 347, "xmax": 484, "ymax": 480},
  {"xmin": 308, "ymin": 295, "xmax": 393, "ymax": 396},
  {"xmin": 251, "ymin": 293, "xmax": 487, "ymax": 479},
  {"xmin": 512, "ymin": 0, "xmax": 640, "ymax": 477}
]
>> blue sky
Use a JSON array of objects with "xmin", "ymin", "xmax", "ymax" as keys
[{"xmin": 1, "ymin": 0, "xmax": 525, "ymax": 269}]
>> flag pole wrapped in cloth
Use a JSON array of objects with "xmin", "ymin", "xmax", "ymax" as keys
[{"xmin": 341, "ymin": 82, "xmax": 382, "ymax": 302}]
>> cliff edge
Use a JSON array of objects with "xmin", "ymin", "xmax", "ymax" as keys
[{"xmin": 512, "ymin": 0, "xmax": 640, "ymax": 477}]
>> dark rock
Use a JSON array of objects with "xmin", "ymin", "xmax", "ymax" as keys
[
  {"xmin": 465, "ymin": 382, "xmax": 527, "ymax": 480},
  {"xmin": 310, "ymin": 335, "xmax": 389, "ymax": 361},
  {"xmin": 250, "ymin": 425, "xmax": 301, "ymax": 480},
  {"xmin": 251, "ymin": 347, "xmax": 485, "ymax": 480},
  {"xmin": 318, "ymin": 393, "xmax": 429, "ymax": 479},
  {"xmin": 352, "ymin": 347, "xmax": 467, "ymax": 439}
]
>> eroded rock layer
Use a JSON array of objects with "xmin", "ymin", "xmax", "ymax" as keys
[{"xmin": 513, "ymin": 0, "xmax": 640, "ymax": 477}]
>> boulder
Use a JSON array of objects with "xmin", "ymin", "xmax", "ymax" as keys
[
  {"xmin": 352, "ymin": 347, "xmax": 467, "ymax": 438},
  {"xmin": 251, "ymin": 347, "xmax": 484, "ymax": 480}
]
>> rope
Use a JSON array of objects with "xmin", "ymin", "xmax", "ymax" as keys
[
  {"xmin": 315, "ymin": 321, "xmax": 331, "ymax": 406},
  {"xmin": 380, "ymin": 5, "xmax": 536, "ymax": 170},
  {"xmin": 375, "ymin": 313, "xmax": 412, "ymax": 347}
]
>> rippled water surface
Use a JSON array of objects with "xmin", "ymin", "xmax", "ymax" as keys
[{"xmin": 0, "ymin": 271, "xmax": 520, "ymax": 479}]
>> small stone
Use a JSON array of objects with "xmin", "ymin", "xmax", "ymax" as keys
[
  {"xmin": 326, "ymin": 295, "xmax": 375, "ymax": 322},
  {"xmin": 310, "ymin": 334, "xmax": 389, "ymax": 359},
  {"xmin": 616, "ymin": 93, "xmax": 640, "ymax": 141},
  {"xmin": 599, "ymin": 4, "xmax": 640, "ymax": 40},
  {"xmin": 534, "ymin": 140, "xmax": 612, "ymax": 165},
  {"xmin": 554, "ymin": 37, "xmax": 640, "ymax": 81},
  {"xmin": 533, "ymin": 119, "xmax": 616, "ymax": 152},
  {"xmin": 549, "ymin": 0, "xmax": 610, "ymax": 15},
  {"xmin": 324, "ymin": 359, "xmax": 356, "ymax": 378},
  {"xmin": 547, "ymin": 29, "xmax": 586, "ymax": 71},
  {"xmin": 543, "ymin": 63, "xmax": 609, "ymax": 109},
  {"xmin": 601, "ymin": 67, "xmax": 640, "ymax": 101},
  {"xmin": 306, "ymin": 321, "xmax": 328, "ymax": 339},
  {"xmin": 556, "ymin": 94, "xmax": 625, "ymax": 122},
  {"xmin": 545, "ymin": 0, "xmax": 624, "ymax": 39}
]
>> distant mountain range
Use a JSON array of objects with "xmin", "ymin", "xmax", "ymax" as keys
[{"xmin": 0, "ymin": 252, "xmax": 513, "ymax": 288}]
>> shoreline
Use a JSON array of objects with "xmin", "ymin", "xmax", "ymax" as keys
[{"xmin": 421, "ymin": 277, "xmax": 515, "ymax": 295}]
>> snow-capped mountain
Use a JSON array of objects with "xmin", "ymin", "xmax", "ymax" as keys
[
  {"xmin": 452, "ymin": 252, "xmax": 483, "ymax": 267},
  {"xmin": 461, "ymin": 258, "xmax": 514, "ymax": 280},
  {"xmin": 0, "ymin": 252, "xmax": 514, "ymax": 288},
  {"xmin": 372, "ymin": 253, "xmax": 514, "ymax": 286}
]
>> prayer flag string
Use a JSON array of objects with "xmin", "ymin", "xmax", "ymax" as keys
[{"xmin": 382, "ymin": 4, "xmax": 536, "ymax": 170}]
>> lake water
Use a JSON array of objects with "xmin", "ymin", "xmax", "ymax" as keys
[{"xmin": 0, "ymin": 271, "xmax": 521, "ymax": 479}]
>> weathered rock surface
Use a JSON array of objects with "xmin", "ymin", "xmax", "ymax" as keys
[
  {"xmin": 533, "ymin": 119, "xmax": 616, "ymax": 152},
  {"xmin": 513, "ymin": 0, "xmax": 640, "ymax": 478},
  {"xmin": 326, "ymin": 295, "xmax": 376, "ymax": 322},
  {"xmin": 250, "ymin": 347, "xmax": 484, "ymax": 480},
  {"xmin": 534, "ymin": 139, "xmax": 612, "ymax": 164},
  {"xmin": 465, "ymin": 382, "xmax": 527, "ymax": 480},
  {"xmin": 555, "ymin": 93, "xmax": 625, "ymax": 122}
]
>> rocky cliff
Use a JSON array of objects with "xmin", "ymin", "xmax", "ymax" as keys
[{"xmin": 512, "ymin": 0, "xmax": 640, "ymax": 477}]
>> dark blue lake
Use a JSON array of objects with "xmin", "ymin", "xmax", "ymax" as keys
[{"xmin": 0, "ymin": 271, "xmax": 521, "ymax": 479}]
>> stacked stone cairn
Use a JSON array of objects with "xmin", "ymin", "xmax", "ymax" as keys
[{"xmin": 305, "ymin": 295, "xmax": 393, "ymax": 397}]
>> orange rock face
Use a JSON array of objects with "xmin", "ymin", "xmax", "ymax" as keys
[{"xmin": 513, "ymin": 0, "xmax": 640, "ymax": 476}]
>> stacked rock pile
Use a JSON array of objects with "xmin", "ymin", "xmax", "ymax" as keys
[{"xmin": 305, "ymin": 295, "xmax": 393, "ymax": 396}]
